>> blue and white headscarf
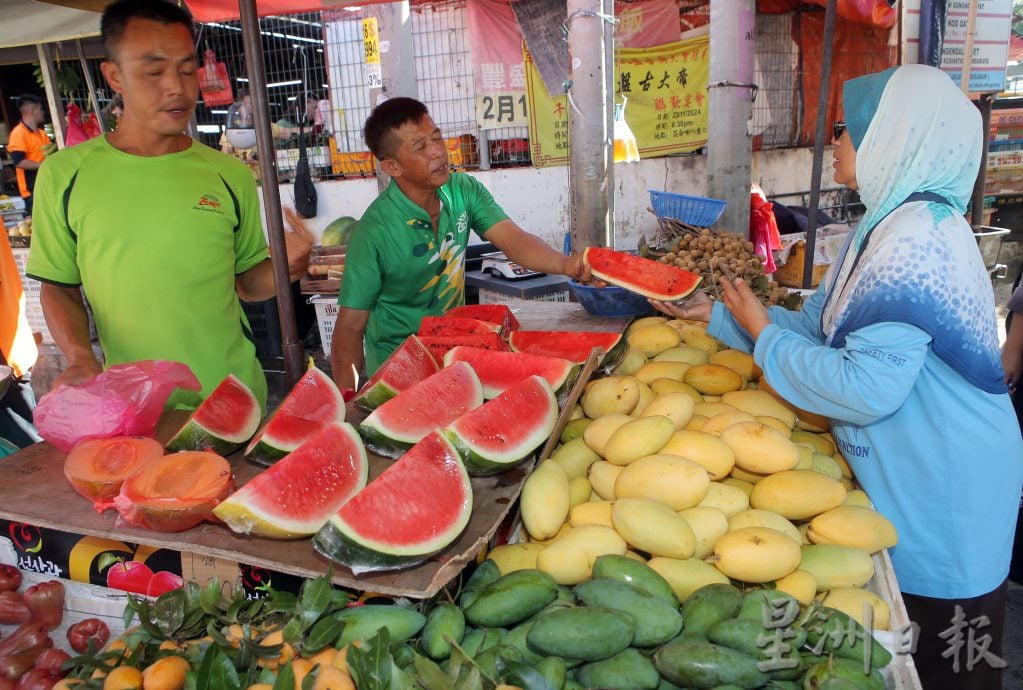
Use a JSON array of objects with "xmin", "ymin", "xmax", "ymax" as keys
[{"xmin": 821, "ymin": 64, "xmax": 1004, "ymax": 393}]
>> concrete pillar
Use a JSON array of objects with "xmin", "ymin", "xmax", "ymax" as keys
[{"xmin": 36, "ymin": 43, "xmax": 66, "ymax": 148}]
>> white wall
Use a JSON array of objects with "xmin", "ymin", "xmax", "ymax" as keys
[{"xmin": 259, "ymin": 145, "xmax": 834, "ymax": 249}]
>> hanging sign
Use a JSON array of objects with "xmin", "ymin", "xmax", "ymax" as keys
[
  {"xmin": 362, "ymin": 17, "xmax": 382, "ymax": 89},
  {"xmin": 938, "ymin": 0, "xmax": 1012, "ymax": 92},
  {"xmin": 467, "ymin": 0, "xmax": 529, "ymax": 129}
]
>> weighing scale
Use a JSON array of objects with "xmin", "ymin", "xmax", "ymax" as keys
[{"xmin": 480, "ymin": 252, "xmax": 545, "ymax": 280}]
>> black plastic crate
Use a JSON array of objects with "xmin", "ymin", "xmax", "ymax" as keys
[{"xmin": 242, "ymin": 297, "xmax": 283, "ymax": 358}]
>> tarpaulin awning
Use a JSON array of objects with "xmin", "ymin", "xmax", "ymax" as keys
[
  {"xmin": 183, "ymin": 0, "xmax": 394, "ymax": 24},
  {"xmin": 0, "ymin": 0, "xmax": 103, "ymax": 49}
]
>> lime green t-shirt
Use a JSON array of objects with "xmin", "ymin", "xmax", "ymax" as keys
[
  {"xmin": 26, "ymin": 135, "xmax": 269, "ymax": 410},
  {"xmin": 339, "ymin": 173, "xmax": 509, "ymax": 374}
]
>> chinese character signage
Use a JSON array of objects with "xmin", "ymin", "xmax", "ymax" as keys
[
  {"xmin": 525, "ymin": 36, "xmax": 710, "ymax": 168},
  {"xmin": 467, "ymin": 0, "xmax": 529, "ymax": 129}
]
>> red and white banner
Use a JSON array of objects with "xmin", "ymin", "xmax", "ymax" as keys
[
  {"xmin": 616, "ymin": 0, "xmax": 683, "ymax": 48},
  {"xmin": 467, "ymin": 0, "xmax": 528, "ymax": 129}
]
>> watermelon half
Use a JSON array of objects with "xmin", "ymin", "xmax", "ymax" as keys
[
  {"xmin": 444, "ymin": 375, "xmax": 558, "ymax": 476},
  {"xmin": 445, "ymin": 304, "xmax": 520, "ymax": 332},
  {"xmin": 418, "ymin": 332, "xmax": 509, "ymax": 365},
  {"xmin": 508, "ymin": 330, "xmax": 627, "ymax": 369},
  {"xmin": 214, "ymin": 422, "xmax": 368, "ymax": 538},
  {"xmin": 165, "ymin": 374, "xmax": 261, "ymax": 455},
  {"xmin": 354, "ymin": 335, "xmax": 439, "ymax": 412},
  {"xmin": 583, "ymin": 246, "xmax": 703, "ymax": 301},
  {"xmin": 313, "ymin": 431, "xmax": 473, "ymax": 573},
  {"xmin": 418, "ymin": 316, "xmax": 502, "ymax": 336},
  {"xmin": 358, "ymin": 361, "xmax": 484, "ymax": 458},
  {"xmin": 245, "ymin": 366, "xmax": 346, "ymax": 466},
  {"xmin": 442, "ymin": 346, "xmax": 580, "ymax": 403}
]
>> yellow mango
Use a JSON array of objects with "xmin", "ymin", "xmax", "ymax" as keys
[
  {"xmin": 709, "ymin": 349, "xmax": 762, "ymax": 381},
  {"xmin": 588, "ymin": 461, "xmax": 624, "ymax": 500},
  {"xmin": 550, "ymin": 437, "xmax": 601, "ymax": 480},
  {"xmin": 626, "ymin": 316, "xmax": 669, "ymax": 334},
  {"xmin": 774, "ymin": 569, "xmax": 817, "ymax": 606},
  {"xmin": 811, "ymin": 453, "xmax": 844, "ymax": 481},
  {"xmin": 759, "ymin": 377, "xmax": 831, "ymax": 432},
  {"xmin": 720, "ymin": 422, "xmax": 800, "ymax": 474},
  {"xmin": 729, "ymin": 466, "xmax": 770, "ymax": 484},
  {"xmin": 631, "ymin": 380, "xmax": 655, "ymax": 416},
  {"xmin": 679, "ymin": 329, "xmax": 720, "ymax": 354},
  {"xmin": 721, "ymin": 390, "xmax": 797, "ymax": 428},
  {"xmin": 799, "ymin": 544, "xmax": 875, "ymax": 590},
  {"xmin": 721, "ymin": 476, "xmax": 755, "ymax": 497},
  {"xmin": 651, "ymin": 378, "xmax": 704, "ymax": 403},
  {"xmin": 794, "ymin": 446, "xmax": 814, "ymax": 470},
  {"xmin": 790, "ymin": 429, "xmax": 836, "ymax": 456},
  {"xmin": 654, "ymin": 346, "xmax": 709, "ymax": 366},
  {"xmin": 685, "ymin": 414, "xmax": 709, "ymax": 431},
  {"xmin": 692, "ymin": 401, "xmax": 738, "ymax": 418},
  {"xmin": 560, "ymin": 418, "xmax": 591, "ymax": 443},
  {"xmin": 568, "ymin": 475, "xmax": 592, "ymax": 508},
  {"xmin": 603, "ymin": 415, "xmax": 675, "ymax": 466},
  {"xmin": 624, "ymin": 550, "xmax": 647, "ymax": 562},
  {"xmin": 520, "ymin": 461, "xmax": 571, "ymax": 540},
  {"xmin": 684, "ymin": 363, "xmax": 744, "ymax": 395},
  {"xmin": 797, "ymin": 522, "xmax": 812, "ymax": 544},
  {"xmin": 750, "ymin": 469, "xmax": 847, "ymax": 521},
  {"xmin": 569, "ymin": 404, "xmax": 585, "ymax": 420},
  {"xmin": 536, "ymin": 524, "xmax": 627, "ymax": 585},
  {"xmin": 647, "ymin": 556, "xmax": 730, "ymax": 602},
  {"xmin": 697, "ymin": 481, "xmax": 750, "ymax": 517},
  {"xmin": 582, "ymin": 413, "xmax": 633, "ymax": 457},
  {"xmin": 570, "ymin": 500, "xmax": 615, "ymax": 528},
  {"xmin": 703, "ymin": 395, "xmax": 722, "ymax": 402},
  {"xmin": 612, "ymin": 497, "xmax": 697, "ymax": 559},
  {"xmin": 756, "ymin": 416, "xmax": 792, "ymax": 437},
  {"xmin": 628, "ymin": 324, "xmax": 682, "ymax": 357},
  {"xmin": 727, "ymin": 508, "xmax": 802, "ymax": 545},
  {"xmin": 582, "ymin": 377, "xmax": 641, "ymax": 418},
  {"xmin": 639, "ymin": 392, "xmax": 696, "ymax": 430},
  {"xmin": 486, "ymin": 543, "xmax": 546, "ymax": 574},
  {"xmin": 635, "ymin": 360, "xmax": 691, "ymax": 384},
  {"xmin": 840, "ymin": 477, "xmax": 855, "ymax": 491},
  {"xmin": 659, "ymin": 429, "xmax": 735, "ymax": 480},
  {"xmin": 713, "ymin": 526, "xmax": 801, "ymax": 583},
  {"xmin": 842, "ymin": 489, "xmax": 872, "ymax": 508},
  {"xmin": 612, "ymin": 348, "xmax": 647, "ymax": 376},
  {"xmin": 807, "ymin": 505, "xmax": 898, "ymax": 553},
  {"xmin": 700, "ymin": 410, "xmax": 757, "ymax": 436},
  {"xmin": 678, "ymin": 506, "xmax": 729, "ymax": 559},
  {"xmin": 531, "ymin": 522, "xmax": 572, "ymax": 545},
  {"xmin": 614, "ymin": 454, "xmax": 711, "ymax": 510},
  {"xmin": 822, "ymin": 587, "xmax": 892, "ymax": 630},
  {"xmin": 833, "ymin": 452, "xmax": 854, "ymax": 479}
]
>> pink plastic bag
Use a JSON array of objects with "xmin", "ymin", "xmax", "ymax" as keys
[{"xmin": 34, "ymin": 361, "xmax": 201, "ymax": 453}]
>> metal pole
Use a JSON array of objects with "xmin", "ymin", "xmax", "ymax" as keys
[
  {"xmin": 802, "ymin": 0, "xmax": 838, "ymax": 289},
  {"xmin": 971, "ymin": 93, "xmax": 993, "ymax": 226},
  {"xmin": 567, "ymin": 0, "xmax": 612, "ymax": 252},
  {"xmin": 707, "ymin": 0, "xmax": 755, "ymax": 236},
  {"xmin": 602, "ymin": 0, "xmax": 615, "ymax": 249},
  {"xmin": 75, "ymin": 40, "xmax": 104, "ymax": 134},
  {"xmin": 960, "ymin": 0, "xmax": 980, "ymax": 94},
  {"xmin": 36, "ymin": 43, "xmax": 66, "ymax": 148},
  {"xmin": 239, "ymin": 0, "xmax": 305, "ymax": 387}
]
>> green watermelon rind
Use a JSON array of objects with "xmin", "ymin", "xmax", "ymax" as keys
[
  {"xmin": 508, "ymin": 330, "xmax": 628, "ymax": 371},
  {"xmin": 312, "ymin": 435, "xmax": 473, "ymax": 573},
  {"xmin": 442, "ymin": 377, "xmax": 559, "ymax": 476},
  {"xmin": 355, "ymin": 422, "xmax": 411, "ymax": 460},
  {"xmin": 165, "ymin": 375, "xmax": 261, "ymax": 454},
  {"xmin": 584, "ymin": 246, "xmax": 703, "ymax": 301},
  {"xmin": 442, "ymin": 347, "xmax": 580, "ymax": 403},
  {"xmin": 354, "ymin": 336, "xmax": 439, "ymax": 412}
]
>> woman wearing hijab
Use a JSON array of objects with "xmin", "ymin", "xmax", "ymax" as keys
[{"xmin": 654, "ymin": 64, "xmax": 1022, "ymax": 687}]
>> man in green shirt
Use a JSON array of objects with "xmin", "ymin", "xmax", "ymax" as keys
[
  {"xmin": 26, "ymin": 0, "xmax": 313, "ymax": 409},
  {"xmin": 329, "ymin": 97, "xmax": 589, "ymax": 392}
]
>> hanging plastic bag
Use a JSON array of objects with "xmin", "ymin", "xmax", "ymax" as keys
[
  {"xmin": 34, "ymin": 361, "xmax": 201, "ymax": 453},
  {"xmin": 750, "ymin": 193, "xmax": 782, "ymax": 274},
  {"xmin": 65, "ymin": 103, "xmax": 102, "ymax": 148},
  {"xmin": 294, "ymin": 124, "xmax": 318, "ymax": 218},
  {"xmin": 199, "ymin": 49, "xmax": 234, "ymax": 107}
]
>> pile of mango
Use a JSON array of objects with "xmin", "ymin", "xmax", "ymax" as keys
[{"xmin": 508, "ymin": 316, "xmax": 897, "ymax": 629}]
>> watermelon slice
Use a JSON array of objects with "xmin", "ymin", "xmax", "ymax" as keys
[
  {"xmin": 214, "ymin": 422, "xmax": 368, "ymax": 538},
  {"xmin": 354, "ymin": 335, "xmax": 439, "ymax": 412},
  {"xmin": 418, "ymin": 332, "xmax": 510, "ymax": 365},
  {"xmin": 442, "ymin": 346, "xmax": 580, "ymax": 402},
  {"xmin": 313, "ymin": 431, "xmax": 472, "ymax": 573},
  {"xmin": 358, "ymin": 361, "xmax": 484, "ymax": 458},
  {"xmin": 583, "ymin": 246, "xmax": 703, "ymax": 301},
  {"xmin": 245, "ymin": 366, "xmax": 346, "ymax": 466},
  {"xmin": 165, "ymin": 374, "xmax": 261, "ymax": 455},
  {"xmin": 508, "ymin": 330, "xmax": 627, "ymax": 368},
  {"xmin": 419, "ymin": 316, "xmax": 502, "ymax": 336},
  {"xmin": 445, "ymin": 375, "xmax": 558, "ymax": 476},
  {"xmin": 445, "ymin": 304, "xmax": 520, "ymax": 332}
]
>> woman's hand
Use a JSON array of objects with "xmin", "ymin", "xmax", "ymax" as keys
[
  {"xmin": 649, "ymin": 290, "xmax": 713, "ymax": 322},
  {"xmin": 1002, "ymin": 346, "xmax": 1022, "ymax": 396},
  {"xmin": 719, "ymin": 276, "xmax": 771, "ymax": 339}
]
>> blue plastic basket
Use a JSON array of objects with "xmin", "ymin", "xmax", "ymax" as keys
[
  {"xmin": 570, "ymin": 281, "xmax": 653, "ymax": 318},
  {"xmin": 649, "ymin": 190, "xmax": 727, "ymax": 227}
]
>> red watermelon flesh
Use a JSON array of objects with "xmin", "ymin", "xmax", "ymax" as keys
[
  {"xmin": 419, "ymin": 316, "xmax": 502, "ymax": 337},
  {"xmin": 354, "ymin": 335, "xmax": 439, "ymax": 411},
  {"xmin": 358, "ymin": 361, "xmax": 484, "ymax": 457},
  {"xmin": 313, "ymin": 431, "xmax": 472, "ymax": 572},
  {"xmin": 165, "ymin": 374, "xmax": 261, "ymax": 455},
  {"xmin": 508, "ymin": 330, "xmax": 624, "ymax": 365},
  {"xmin": 214, "ymin": 422, "xmax": 369, "ymax": 538},
  {"xmin": 245, "ymin": 366, "xmax": 346, "ymax": 466},
  {"xmin": 445, "ymin": 304, "xmax": 520, "ymax": 332},
  {"xmin": 442, "ymin": 346, "xmax": 579, "ymax": 400},
  {"xmin": 418, "ymin": 332, "xmax": 509, "ymax": 365},
  {"xmin": 583, "ymin": 246, "xmax": 703, "ymax": 301}
]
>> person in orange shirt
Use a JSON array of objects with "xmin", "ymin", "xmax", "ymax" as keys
[
  {"xmin": 8, "ymin": 94, "xmax": 51, "ymax": 217},
  {"xmin": 0, "ymin": 218, "xmax": 39, "ymax": 448}
]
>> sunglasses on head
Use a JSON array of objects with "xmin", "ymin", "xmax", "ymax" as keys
[{"xmin": 833, "ymin": 121, "xmax": 847, "ymax": 141}]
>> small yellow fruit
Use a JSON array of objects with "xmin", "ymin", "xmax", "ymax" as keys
[
  {"xmin": 750, "ymin": 469, "xmax": 847, "ymax": 520},
  {"xmin": 650, "ymin": 378, "xmax": 704, "ymax": 402},
  {"xmin": 659, "ymin": 429, "xmax": 735, "ymax": 480},
  {"xmin": 684, "ymin": 363, "xmax": 744, "ymax": 395},
  {"xmin": 487, "ymin": 542, "xmax": 547, "ymax": 574},
  {"xmin": 678, "ymin": 506, "xmax": 729, "ymax": 559},
  {"xmin": 520, "ymin": 461, "xmax": 571, "ymax": 540},
  {"xmin": 635, "ymin": 360, "xmax": 691, "ymax": 384},
  {"xmin": 313, "ymin": 667, "xmax": 357, "ymax": 690},
  {"xmin": 774, "ymin": 569, "xmax": 817, "ymax": 605},
  {"xmin": 582, "ymin": 413, "xmax": 633, "ymax": 457},
  {"xmin": 807, "ymin": 505, "xmax": 898, "ymax": 553},
  {"xmin": 103, "ymin": 666, "xmax": 143, "ymax": 690},
  {"xmin": 614, "ymin": 454, "xmax": 711, "ymax": 510},
  {"xmin": 700, "ymin": 410, "xmax": 757, "ymax": 436},
  {"xmin": 654, "ymin": 346, "xmax": 709, "ymax": 366},
  {"xmin": 647, "ymin": 556, "xmax": 730, "ymax": 602},
  {"xmin": 709, "ymin": 349, "xmax": 762, "ymax": 381},
  {"xmin": 639, "ymin": 392, "xmax": 696, "ymax": 429},
  {"xmin": 582, "ymin": 377, "xmax": 642, "ymax": 418},
  {"xmin": 697, "ymin": 481, "xmax": 750, "ymax": 517},
  {"xmin": 570, "ymin": 500, "xmax": 615, "ymax": 528},
  {"xmin": 141, "ymin": 656, "xmax": 190, "ymax": 690},
  {"xmin": 713, "ymin": 526, "xmax": 801, "ymax": 583},
  {"xmin": 603, "ymin": 415, "xmax": 675, "ymax": 465},
  {"xmin": 612, "ymin": 497, "xmax": 697, "ymax": 559},
  {"xmin": 588, "ymin": 461, "xmax": 624, "ymax": 500},
  {"xmin": 727, "ymin": 508, "xmax": 802, "ymax": 545},
  {"xmin": 628, "ymin": 323, "xmax": 682, "ymax": 357},
  {"xmin": 822, "ymin": 587, "xmax": 892, "ymax": 630},
  {"xmin": 720, "ymin": 422, "xmax": 799, "ymax": 475}
]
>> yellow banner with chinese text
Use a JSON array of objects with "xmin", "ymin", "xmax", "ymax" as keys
[{"xmin": 525, "ymin": 36, "xmax": 710, "ymax": 168}]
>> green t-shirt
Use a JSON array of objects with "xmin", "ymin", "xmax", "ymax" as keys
[
  {"xmin": 26, "ymin": 135, "xmax": 269, "ymax": 410},
  {"xmin": 339, "ymin": 172, "xmax": 509, "ymax": 373}
]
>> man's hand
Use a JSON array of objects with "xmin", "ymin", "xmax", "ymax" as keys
[
  {"xmin": 52, "ymin": 359, "xmax": 102, "ymax": 390},
  {"xmin": 719, "ymin": 276, "xmax": 770, "ymax": 339},
  {"xmin": 1003, "ymin": 346, "xmax": 1022, "ymax": 396},
  {"xmin": 283, "ymin": 207, "xmax": 315, "ymax": 281},
  {"xmin": 649, "ymin": 290, "xmax": 713, "ymax": 322}
]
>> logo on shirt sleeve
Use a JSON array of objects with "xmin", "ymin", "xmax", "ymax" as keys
[{"xmin": 194, "ymin": 194, "xmax": 225, "ymax": 214}]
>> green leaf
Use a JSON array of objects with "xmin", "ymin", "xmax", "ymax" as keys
[
  {"xmin": 301, "ymin": 669, "xmax": 318, "ymax": 690},
  {"xmin": 207, "ymin": 647, "xmax": 242, "ymax": 690},
  {"xmin": 331, "ymin": 589, "xmax": 354, "ymax": 609},
  {"xmin": 181, "ymin": 581, "xmax": 203, "ymax": 611},
  {"xmin": 193, "ymin": 644, "xmax": 219, "ymax": 690},
  {"xmin": 96, "ymin": 552, "xmax": 123, "ymax": 573},
  {"xmin": 153, "ymin": 589, "xmax": 187, "ymax": 636},
  {"xmin": 272, "ymin": 662, "xmax": 296, "ymax": 690},
  {"xmin": 282, "ymin": 615, "xmax": 304, "ymax": 645},
  {"xmin": 388, "ymin": 660, "xmax": 416, "ymax": 690},
  {"xmin": 500, "ymin": 660, "xmax": 556, "ymax": 690},
  {"xmin": 178, "ymin": 606, "xmax": 207, "ymax": 638},
  {"xmin": 200, "ymin": 578, "xmax": 223, "ymax": 615},
  {"xmin": 303, "ymin": 615, "xmax": 345, "ymax": 654},
  {"xmin": 134, "ymin": 597, "xmax": 168, "ymax": 640},
  {"xmin": 413, "ymin": 654, "xmax": 457, "ymax": 690},
  {"xmin": 264, "ymin": 590, "xmax": 298, "ymax": 614},
  {"xmin": 297, "ymin": 574, "xmax": 333, "ymax": 630},
  {"xmin": 226, "ymin": 596, "xmax": 246, "ymax": 623},
  {"xmin": 348, "ymin": 627, "xmax": 393, "ymax": 690},
  {"xmin": 122, "ymin": 598, "xmax": 138, "ymax": 629}
]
